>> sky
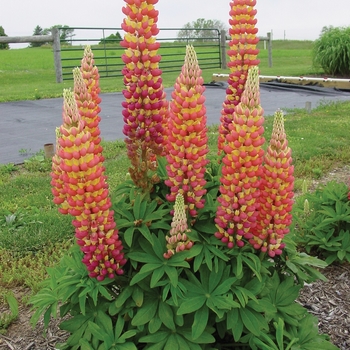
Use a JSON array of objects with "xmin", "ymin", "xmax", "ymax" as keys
[{"xmin": 1, "ymin": 0, "xmax": 349, "ymax": 48}]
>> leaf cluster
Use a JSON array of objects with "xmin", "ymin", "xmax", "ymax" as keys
[
  {"xmin": 293, "ymin": 181, "xmax": 350, "ymax": 264},
  {"xmin": 313, "ymin": 25, "xmax": 350, "ymax": 76}
]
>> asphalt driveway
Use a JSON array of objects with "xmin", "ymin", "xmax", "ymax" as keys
[{"xmin": 0, "ymin": 83, "xmax": 349, "ymax": 165}]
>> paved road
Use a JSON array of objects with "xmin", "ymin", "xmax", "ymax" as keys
[{"xmin": 0, "ymin": 83, "xmax": 349, "ymax": 165}]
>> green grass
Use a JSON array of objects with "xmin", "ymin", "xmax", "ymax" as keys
[{"xmin": 0, "ymin": 40, "xmax": 323, "ymax": 102}]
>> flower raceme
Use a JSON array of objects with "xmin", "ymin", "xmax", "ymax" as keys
[
  {"xmin": 215, "ymin": 66, "xmax": 265, "ymax": 248},
  {"xmin": 120, "ymin": 0, "xmax": 168, "ymax": 190},
  {"xmin": 165, "ymin": 45, "xmax": 209, "ymax": 217},
  {"xmin": 52, "ymin": 89, "xmax": 126, "ymax": 280},
  {"xmin": 164, "ymin": 193, "xmax": 193, "ymax": 259},
  {"xmin": 251, "ymin": 109, "xmax": 294, "ymax": 257},
  {"xmin": 75, "ymin": 47, "xmax": 103, "ymax": 157},
  {"xmin": 218, "ymin": 0, "xmax": 260, "ymax": 155}
]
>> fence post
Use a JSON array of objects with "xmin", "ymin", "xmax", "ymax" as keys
[
  {"xmin": 220, "ymin": 29, "xmax": 227, "ymax": 70},
  {"xmin": 52, "ymin": 28, "xmax": 63, "ymax": 83},
  {"xmin": 267, "ymin": 32, "xmax": 272, "ymax": 68}
]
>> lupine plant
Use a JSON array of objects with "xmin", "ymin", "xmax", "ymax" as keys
[{"xmin": 31, "ymin": 1, "xmax": 338, "ymax": 349}]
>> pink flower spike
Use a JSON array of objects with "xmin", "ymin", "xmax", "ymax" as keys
[
  {"xmin": 164, "ymin": 193, "xmax": 193, "ymax": 258},
  {"xmin": 253, "ymin": 109, "xmax": 294, "ymax": 256},
  {"xmin": 215, "ymin": 66, "xmax": 264, "ymax": 249},
  {"xmin": 165, "ymin": 45, "xmax": 209, "ymax": 217}
]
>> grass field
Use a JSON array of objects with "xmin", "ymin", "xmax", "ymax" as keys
[
  {"xmin": 1, "ymin": 40, "xmax": 349, "ymax": 333},
  {"xmin": 0, "ymin": 40, "xmax": 323, "ymax": 102}
]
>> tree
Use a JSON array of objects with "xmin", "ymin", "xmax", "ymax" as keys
[
  {"xmin": 29, "ymin": 25, "xmax": 47, "ymax": 47},
  {"xmin": 177, "ymin": 18, "xmax": 228, "ymax": 42},
  {"xmin": 46, "ymin": 25, "xmax": 75, "ymax": 44},
  {"xmin": 99, "ymin": 31, "xmax": 122, "ymax": 45},
  {"xmin": 0, "ymin": 26, "xmax": 9, "ymax": 50}
]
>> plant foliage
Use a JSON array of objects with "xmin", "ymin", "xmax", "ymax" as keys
[
  {"xmin": 293, "ymin": 181, "xmax": 350, "ymax": 264},
  {"xmin": 313, "ymin": 25, "xmax": 350, "ymax": 76}
]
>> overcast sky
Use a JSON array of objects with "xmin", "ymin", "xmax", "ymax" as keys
[{"xmin": 1, "ymin": 0, "xmax": 349, "ymax": 48}]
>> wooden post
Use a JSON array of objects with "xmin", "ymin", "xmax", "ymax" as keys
[
  {"xmin": 267, "ymin": 32, "xmax": 272, "ymax": 68},
  {"xmin": 220, "ymin": 29, "xmax": 227, "ymax": 70},
  {"xmin": 51, "ymin": 28, "xmax": 63, "ymax": 83}
]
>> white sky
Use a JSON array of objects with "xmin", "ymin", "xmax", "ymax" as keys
[{"xmin": 1, "ymin": 0, "xmax": 349, "ymax": 48}]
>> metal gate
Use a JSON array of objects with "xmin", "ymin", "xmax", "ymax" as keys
[{"xmin": 57, "ymin": 27, "xmax": 222, "ymax": 81}]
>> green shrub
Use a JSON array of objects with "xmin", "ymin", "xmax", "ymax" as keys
[
  {"xmin": 312, "ymin": 26, "xmax": 350, "ymax": 76},
  {"xmin": 293, "ymin": 181, "xmax": 350, "ymax": 264}
]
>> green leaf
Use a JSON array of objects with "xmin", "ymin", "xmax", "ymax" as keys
[
  {"xmin": 275, "ymin": 318, "xmax": 285, "ymax": 350},
  {"xmin": 165, "ymin": 334, "xmax": 179, "ymax": 350},
  {"xmin": 192, "ymin": 305, "xmax": 209, "ymax": 340},
  {"xmin": 177, "ymin": 296, "xmax": 206, "ymax": 315},
  {"xmin": 124, "ymin": 226, "xmax": 135, "ymax": 247},
  {"xmin": 127, "ymin": 251, "xmax": 160, "ymax": 264},
  {"xmin": 239, "ymin": 308, "xmax": 262, "ymax": 336},
  {"xmin": 139, "ymin": 330, "xmax": 169, "ymax": 343},
  {"xmin": 207, "ymin": 242, "xmax": 230, "ymax": 261},
  {"xmin": 181, "ymin": 329, "xmax": 215, "ymax": 344},
  {"xmin": 150, "ymin": 266, "xmax": 166, "ymax": 287},
  {"xmin": 138, "ymin": 224, "xmax": 153, "ymax": 245},
  {"xmin": 212, "ymin": 277, "xmax": 236, "ymax": 296},
  {"xmin": 131, "ymin": 299, "xmax": 158, "ymax": 326},
  {"xmin": 164, "ymin": 265, "xmax": 178, "ymax": 287},
  {"xmin": 132, "ymin": 194, "xmax": 142, "ymax": 219},
  {"xmin": 88, "ymin": 321, "xmax": 107, "ymax": 342},
  {"xmin": 113, "ymin": 315, "xmax": 124, "ymax": 340},
  {"xmin": 227, "ymin": 309, "xmax": 243, "ymax": 342},
  {"xmin": 132, "ymin": 286, "xmax": 144, "ymax": 307},
  {"xmin": 115, "ymin": 286, "xmax": 133, "ymax": 308},
  {"xmin": 6, "ymin": 294, "xmax": 18, "ymax": 317},
  {"xmin": 249, "ymin": 299, "xmax": 277, "ymax": 315},
  {"xmin": 148, "ymin": 316, "xmax": 162, "ymax": 334},
  {"xmin": 79, "ymin": 338, "xmax": 95, "ymax": 350},
  {"xmin": 158, "ymin": 301, "xmax": 175, "ymax": 330}
]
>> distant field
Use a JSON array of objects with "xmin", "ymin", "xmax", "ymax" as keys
[{"xmin": 0, "ymin": 40, "xmax": 323, "ymax": 102}]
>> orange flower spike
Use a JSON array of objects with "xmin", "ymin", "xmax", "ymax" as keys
[
  {"xmin": 80, "ymin": 45, "xmax": 102, "ymax": 106},
  {"xmin": 54, "ymin": 89, "xmax": 126, "ymax": 280},
  {"xmin": 164, "ymin": 194, "xmax": 193, "ymax": 259},
  {"xmin": 218, "ymin": 0, "xmax": 259, "ymax": 155},
  {"xmin": 165, "ymin": 45, "xmax": 209, "ymax": 217},
  {"xmin": 251, "ymin": 109, "xmax": 294, "ymax": 257},
  {"xmin": 215, "ymin": 66, "xmax": 264, "ymax": 248},
  {"xmin": 76, "ymin": 50, "xmax": 103, "ymax": 157},
  {"xmin": 121, "ymin": 0, "xmax": 168, "ymax": 190},
  {"xmin": 50, "ymin": 127, "xmax": 69, "ymax": 214}
]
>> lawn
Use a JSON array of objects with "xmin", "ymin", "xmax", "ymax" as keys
[{"xmin": 0, "ymin": 40, "xmax": 322, "ymax": 102}]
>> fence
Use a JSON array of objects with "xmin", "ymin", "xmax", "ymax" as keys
[
  {"xmin": 0, "ymin": 27, "xmax": 272, "ymax": 83},
  {"xmin": 56, "ymin": 27, "xmax": 222, "ymax": 81}
]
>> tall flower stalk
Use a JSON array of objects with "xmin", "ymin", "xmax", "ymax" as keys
[
  {"xmin": 165, "ymin": 45, "xmax": 209, "ymax": 217},
  {"xmin": 251, "ymin": 109, "xmax": 294, "ymax": 257},
  {"xmin": 75, "ymin": 48, "xmax": 103, "ymax": 158},
  {"xmin": 52, "ymin": 89, "xmax": 126, "ymax": 280},
  {"xmin": 120, "ymin": 0, "xmax": 168, "ymax": 190},
  {"xmin": 164, "ymin": 194, "xmax": 193, "ymax": 259},
  {"xmin": 215, "ymin": 66, "xmax": 265, "ymax": 248},
  {"xmin": 218, "ymin": 0, "xmax": 260, "ymax": 155}
]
